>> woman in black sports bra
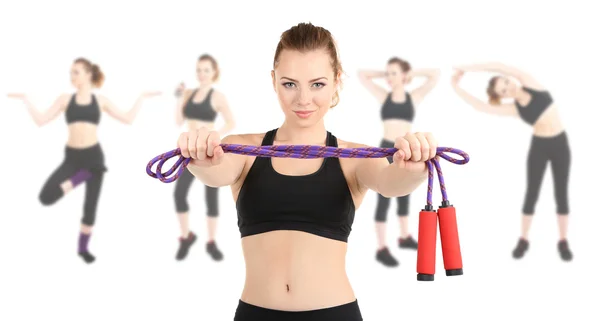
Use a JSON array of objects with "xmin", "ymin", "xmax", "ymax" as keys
[
  {"xmin": 451, "ymin": 62, "xmax": 573, "ymax": 262},
  {"xmin": 171, "ymin": 54, "xmax": 236, "ymax": 262},
  {"xmin": 357, "ymin": 58, "xmax": 440, "ymax": 267},
  {"xmin": 174, "ymin": 22, "xmax": 438, "ymax": 321},
  {"xmin": 7, "ymin": 57, "xmax": 160, "ymax": 264}
]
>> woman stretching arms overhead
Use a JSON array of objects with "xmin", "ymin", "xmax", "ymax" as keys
[{"xmin": 452, "ymin": 63, "xmax": 572, "ymax": 261}]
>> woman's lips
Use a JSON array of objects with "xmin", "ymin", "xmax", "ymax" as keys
[{"xmin": 294, "ymin": 110, "xmax": 315, "ymax": 119}]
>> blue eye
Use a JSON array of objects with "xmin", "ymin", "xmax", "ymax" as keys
[
  {"xmin": 283, "ymin": 82, "xmax": 295, "ymax": 88},
  {"xmin": 312, "ymin": 83, "xmax": 325, "ymax": 88}
]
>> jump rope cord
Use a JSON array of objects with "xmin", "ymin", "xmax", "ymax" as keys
[{"xmin": 146, "ymin": 145, "xmax": 469, "ymax": 204}]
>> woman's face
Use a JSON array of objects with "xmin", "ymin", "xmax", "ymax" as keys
[
  {"xmin": 70, "ymin": 63, "xmax": 91, "ymax": 88},
  {"xmin": 494, "ymin": 76, "xmax": 518, "ymax": 98},
  {"xmin": 271, "ymin": 49, "xmax": 338, "ymax": 128},
  {"xmin": 385, "ymin": 63, "xmax": 406, "ymax": 88},
  {"xmin": 196, "ymin": 59, "xmax": 215, "ymax": 84}
]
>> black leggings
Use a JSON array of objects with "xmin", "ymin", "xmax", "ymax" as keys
[
  {"xmin": 375, "ymin": 139, "xmax": 409, "ymax": 222},
  {"xmin": 233, "ymin": 300, "xmax": 363, "ymax": 321},
  {"xmin": 523, "ymin": 131, "xmax": 571, "ymax": 215},
  {"xmin": 174, "ymin": 168, "xmax": 219, "ymax": 216},
  {"xmin": 38, "ymin": 144, "xmax": 106, "ymax": 226}
]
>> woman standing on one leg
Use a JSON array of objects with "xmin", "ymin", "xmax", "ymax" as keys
[
  {"xmin": 358, "ymin": 59, "xmax": 439, "ymax": 267},
  {"xmin": 173, "ymin": 54, "xmax": 236, "ymax": 262},
  {"xmin": 451, "ymin": 62, "xmax": 572, "ymax": 261},
  {"xmin": 8, "ymin": 57, "xmax": 160, "ymax": 264}
]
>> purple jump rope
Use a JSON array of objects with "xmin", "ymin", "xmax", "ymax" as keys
[{"xmin": 146, "ymin": 144, "xmax": 469, "ymax": 208}]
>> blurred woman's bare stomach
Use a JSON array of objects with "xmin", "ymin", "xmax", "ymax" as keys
[
  {"xmin": 66, "ymin": 123, "xmax": 100, "ymax": 148},
  {"xmin": 187, "ymin": 120, "xmax": 215, "ymax": 131},
  {"xmin": 531, "ymin": 106, "xmax": 565, "ymax": 137},
  {"xmin": 382, "ymin": 120, "xmax": 412, "ymax": 142},
  {"xmin": 240, "ymin": 230, "xmax": 356, "ymax": 311}
]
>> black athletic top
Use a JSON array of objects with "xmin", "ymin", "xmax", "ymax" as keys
[
  {"xmin": 183, "ymin": 88, "xmax": 217, "ymax": 121},
  {"xmin": 516, "ymin": 87, "xmax": 553, "ymax": 126},
  {"xmin": 381, "ymin": 92, "xmax": 414, "ymax": 122},
  {"xmin": 65, "ymin": 94, "xmax": 101, "ymax": 125},
  {"xmin": 236, "ymin": 128, "xmax": 356, "ymax": 242}
]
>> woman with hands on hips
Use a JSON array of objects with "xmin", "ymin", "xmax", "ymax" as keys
[
  {"xmin": 451, "ymin": 62, "xmax": 572, "ymax": 262},
  {"xmin": 7, "ymin": 57, "xmax": 160, "ymax": 264},
  {"xmin": 173, "ymin": 22, "xmax": 437, "ymax": 320}
]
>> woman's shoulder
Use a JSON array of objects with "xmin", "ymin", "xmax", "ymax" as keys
[{"xmin": 222, "ymin": 132, "xmax": 268, "ymax": 145}]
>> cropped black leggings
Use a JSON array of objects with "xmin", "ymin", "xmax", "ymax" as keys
[
  {"xmin": 38, "ymin": 144, "xmax": 106, "ymax": 226},
  {"xmin": 375, "ymin": 139, "xmax": 409, "ymax": 222},
  {"xmin": 174, "ymin": 168, "xmax": 219, "ymax": 217},
  {"xmin": 523, "ymin": 131, "xmax": 571, "ymax": 215}
]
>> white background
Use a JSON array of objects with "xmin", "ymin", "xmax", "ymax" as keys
[{"xmin": 1, "ymin": 0, "xmax": 599, "ymax": 320}]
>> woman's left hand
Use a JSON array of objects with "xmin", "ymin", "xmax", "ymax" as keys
[{"xmin": 392, "ymin": 132, "xmax": 438, "ymax": 172}]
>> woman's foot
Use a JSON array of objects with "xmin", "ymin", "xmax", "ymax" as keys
[
  {"xmin": 77, "ymin": 232, "xmax": 94, "ymax": 264},
  {"xmin": 376, "ymin": 247, "xmax": 399, "ymax": 267},
  {"xmin": 558, "ymin": 240, "xmax": 573, "ymax": 261},
  {"xmin": 512, "ymin": 238, "xmax": 529, "ymax": 259},
  {"xmin": 206, "ymin": 241, "xmax": 223, "ymax": 261},
  {"xmin": 399, "ymin": 235, "xmax": 418, "ymax": 250},
  {"xmin": 176, "ymin": 232, "xmax": 197, "ymax": 261},
  {"xmin": 78, "ymin": 251, "xmax": 96, "ymax": 264}
]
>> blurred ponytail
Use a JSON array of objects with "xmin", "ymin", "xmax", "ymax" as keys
[{"xmin": 74, "ymin": 57, "xmax": 105, "ymax": 88}]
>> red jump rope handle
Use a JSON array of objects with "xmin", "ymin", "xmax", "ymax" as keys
[
  {"xmin": 416, "ymin": 208, "xmax": 437, "ymax": 281},
  {"xmin": 438, "ymin": 204, "xmax": 463, "ymax": 276}
]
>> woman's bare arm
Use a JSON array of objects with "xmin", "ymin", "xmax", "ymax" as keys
[
  {"xmin": 99, "ymin": 91, "xmax": 161, "ymax": 125},
  {"xmin": 357, "ymin": 70, "xmax": 388, "ymax": 104},
  {"xmin": 212, "ymin": 91, "xmax": 236, "ymax": 136},
  {"xmin": 455, "ymin": 62, "xmax": 543, "ymax": 89},
  {"xmin": 451, "ymin": 71, "xmax": 517, "ymax": 117},
  {"xmin": 8, "ymin": 93, "xmax": 69, "ymax": 127},
  {"xmin": 408, "ymin": 68, "xmax": 441, "ymax": 105}
]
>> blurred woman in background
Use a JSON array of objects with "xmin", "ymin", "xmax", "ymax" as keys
[
  {"xmin": 8, "ymin": 57, "xmax": 160, "ymax": 264},
  {"xmin": 451, "ymin": 62, "xmax": 572, "ymax": 262},
  {"xmin": 357, "ymin": 59, "xmax": 439, "ymax": 267},
  {"xmin": 172, "ymin": 54, "xmax": 236, "ymax": 262}
]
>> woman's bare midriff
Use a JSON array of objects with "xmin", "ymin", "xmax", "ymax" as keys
[
  {"xmin": 66, "ymin": 124, "xmax": 100, "ymax": 148},
  {"xmin": 382, "ymin": 120, "xmax": 412, "ymax": 142},
  {"xmin": 531, "ymin": 105, "xmax": 565, "ymax": 137},
  {"xmin": 187, "ymin": 120, "xmax": 215, "ymax": 131},
  {"xmin": 240, "ymin": 230, "xmax": 356, "ymax": 311}
]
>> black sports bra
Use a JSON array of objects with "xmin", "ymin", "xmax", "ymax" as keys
[
  {"xmin": 235, "ymin": 128, "xmax": 356, "ymax": 242},
  {"xmin": 65, "ymin": 94, "xmax": 101, "ymax": 125},
  {"xmin": 516, "ymin": 87, "xmax": 553, "ymax": 126},
  {"xmin": 183, "ymin": 88, "xmax": 217, "ymax": 122},
  {"xmin": 381, "ymin": 92, "xmax": 414, "ymax": 122}
]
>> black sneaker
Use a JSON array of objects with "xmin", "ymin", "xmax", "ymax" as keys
[
  {"xmin": 558, "ymin": 240, "xmax": 573, "ymax": 262},
  {"xmin": 206, "ymin": 241, "xmax": 223, "ymax": 261},
  {"xmin": 376, "ymin": 247, "xmax": 399, "ymax": 267},
  {"xmin": 176, "ymin": 232, "xmax": 197, "ymax": 261},
  {"xmin": 399, "ymin": 236, "xmax": 418, "ymax": 250},
  {"xmin": 512, "ymin": 238, "xmax": 529, "ymax": 259},
  {"xmin": 78, "ymin": 251, "xmax": 96, "ymax": 264}
]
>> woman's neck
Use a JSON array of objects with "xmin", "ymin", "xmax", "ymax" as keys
[
  {"xmin": 199, "ymin": 82, "xmax": 213, "ymax": 91},
  {"xmin": 76, "ymin": 84, "xmax": 93, "ymax": 96},
  {"xmin": 277, "ymin": 120, "xmax": 328, "ymax": 145}
]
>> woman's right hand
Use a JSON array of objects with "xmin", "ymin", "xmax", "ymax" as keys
[{"xmin": 178, "ymin": 128, "xmax": 225, "ymax": 167}]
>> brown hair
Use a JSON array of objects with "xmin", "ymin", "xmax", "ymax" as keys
[
  {"xmin": 273, "ymin": 22, "xmax": 344, "ymax": 108},
  {"xmin": 387, "ymin": 57, "xmax": 411, "ymax": 73},
  {"xmin": 198, "ymin": 54, "xmax": 220, "ymax": 82},
  {"xmin": 487, "ymin": 76, "xmax": 502, "ymax": 105},
  {"xmin": 74, "ymin": 57, "xmax": 104, "ymax": 88}
]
